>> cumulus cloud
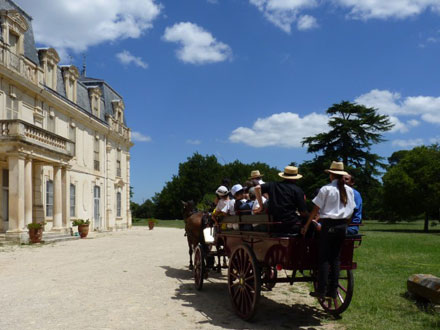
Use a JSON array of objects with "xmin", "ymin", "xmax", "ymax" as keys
[
  {"xmin": 333, "ymin": 0, "xmax": 440, "ymax": 20},
  {"xmin": 162, "ymin": 22, "xmax": 232, "ymax": 64},
  {"xmin": 116, "ymin": 50, "xmax": 148, "ymax": 69},
  {"xmin": 186, "ymin": 139, "xmax": 201, "ymax": 145},
  {"xmin": 15, "ymin": 0, "xmax": 161, "ymax": 60},
  {"xmin": 250, "ymin": 0, "xmax": 440, "ymax": 33},
  {"xmin": 297, "ymin": 15, "xmax": 319, "ymax": 30},
  {"xmin": 249, "ymin": 0, "xmax": 318, "ymax": 33},
  {"xmin": 132, "ymin": 131, "xmax": 152, "ymax": 142},
  {"xmin": 355, "ymin": 89, "xmax": 440, "ymax": 132},
  {"xmin": 229, "ymin": 112, "xmax": 329, "ymax": 148},
  {"xmin": 392, "ymin": 138, "xmax": 424, "ymax": 148}
]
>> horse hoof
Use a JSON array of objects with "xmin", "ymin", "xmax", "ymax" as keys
[{"xmin": 189, "ymin": 265, "xmax": 194, "ymax": 271}]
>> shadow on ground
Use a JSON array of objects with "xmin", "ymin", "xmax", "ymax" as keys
[{"xmin": 161, "ymin": 265, "xmax": 332, "ymax": 330}]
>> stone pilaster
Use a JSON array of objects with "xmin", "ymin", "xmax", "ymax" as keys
[
  {"xmin": 6, "ymin": 155, "xmax": 27, "ymax": 242},
  {"xmin": 52, "ymin": 165, "xmax": 62, "ymax": 231},
  {"xmin": 24, "ymin": 158, "xmax": 32, "ymax": 227},
  {"xmin": 62, "ymin": 167, "xmax": 70, "ymax": 230}
]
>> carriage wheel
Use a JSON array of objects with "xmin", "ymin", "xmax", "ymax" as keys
[
  {"xmin": 228, "ymin": 244, "xmax": 261, "ymax": 320},
  {"xmin": 262, "ymin": 267, "xmax": 277, "ymax": 290},
  {"xmin": 314, "ymin": 269, "xmax": 354, "ymax": 316},
  {"xmin": 194, "ymin": 244, "xmax": 205, "ymax": 291}
]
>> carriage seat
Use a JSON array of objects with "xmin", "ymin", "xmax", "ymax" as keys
[{"xmin": 346, "ymin": 234, "xmax": 363, "ymax": 240}]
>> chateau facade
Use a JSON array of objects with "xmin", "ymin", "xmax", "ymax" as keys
[{"xmin": 0, "ymin": 1, "xmax": 133, "ymax": 242}]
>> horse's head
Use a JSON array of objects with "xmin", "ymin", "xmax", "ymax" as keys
[{"xmin": 181, "ymin": 200, "xmax": 196, "ymax": 219}]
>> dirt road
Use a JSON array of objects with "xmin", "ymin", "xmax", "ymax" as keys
[{"xmin": 0, "ymin": 227, "xmax": 340, "ymax": 330}]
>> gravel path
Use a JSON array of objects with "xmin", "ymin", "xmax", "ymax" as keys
[{"xmin": 0, "ymin": 227, "xmax": 341, "ymax": 330}]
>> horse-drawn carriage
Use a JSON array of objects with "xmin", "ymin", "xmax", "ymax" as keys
[{"xmin": 191, "ymin": 211, "xmax": 362, "ymax": 321}]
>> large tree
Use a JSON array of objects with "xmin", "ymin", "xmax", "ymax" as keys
[
  {"xmin": 302, "ymin": 101, "xmax": 393, "ymax": 176},
  {"xmin": 301, "ymin": 101, "xmax": 394, "ymax": 219},
  {"xmin": 383, "ymin": 145, "xmax": 440, "ymax": 231}
]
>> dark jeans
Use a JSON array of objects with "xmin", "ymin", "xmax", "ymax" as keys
[{"xmin": 317, "ymin": 219, "xmax": 347, "ymax": 294}]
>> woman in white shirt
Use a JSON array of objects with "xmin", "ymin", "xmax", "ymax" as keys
[{"xmin": 301, "ymin": 161, "xmax": 355, "ymax": 299}]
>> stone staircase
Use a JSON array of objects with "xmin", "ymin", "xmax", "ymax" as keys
[
  {"xmin": 42, "ymin": 232, "xmax": 80, "ymax": 244},
  {"xmin": 0, "ymin": 232, "xmax": 80, "ymax": 245}
]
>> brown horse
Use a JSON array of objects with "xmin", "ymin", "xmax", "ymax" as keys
[{"xmin": 182, "ymin": 201, "xmax": 203, "ymax": 270}]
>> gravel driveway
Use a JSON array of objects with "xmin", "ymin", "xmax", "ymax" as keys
[{"xmin": 0, "ymin": 227, "xmax": 340, "ymax": 330}]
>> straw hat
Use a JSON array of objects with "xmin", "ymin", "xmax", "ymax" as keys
[
  {"xmin": 249, "ymin": 170, "xmax": 264, "ymax": 179},
  {"xmin": 325, "ymin": 161, "xmax": 349, "ymax": 176},
  {"xmin": 278, "ymin": 166, "xmax": 302, "ymax": 180}
]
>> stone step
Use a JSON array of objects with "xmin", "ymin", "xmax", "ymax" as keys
[{"xmin": 42, "ymin": 234, "xmax": 80, "ymax": 243}]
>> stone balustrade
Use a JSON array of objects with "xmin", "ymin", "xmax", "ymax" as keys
[
  {"xmin": 0, "ymin": 120, "xmax": 74, "ymax": 157},
  {"xmin": 109, "ymin": 117, "xmax": 130, "ymax": 140},
  {"xmin": 0, "ymin": 45, "xmax": 41, "ymax": 85}
]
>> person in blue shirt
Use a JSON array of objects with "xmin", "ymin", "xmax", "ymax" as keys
[{"xmin": 344, "ymin": 175, "xmax": 362, "ymax": 235}]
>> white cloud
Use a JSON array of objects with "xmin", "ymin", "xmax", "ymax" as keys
[
  {"xmin": 206, "ymin": 0, "xmax": 218, "ymax": 3},
  {"xmin": 333, "ymin": 0, "xmax": 440, "ymax": 20},
  {"xmin": 162, "ymin": 22, "xmax": 232, "ymax": 64},
  {"xmin": 116, "ymin": 50, "xmax": 148, "ymax": 69},
  {"xmin": 407, "ymin": 119, "xmax": 420, "ymax": 127},
  {"xmin": 15, "ymin": 0, "xmax": 161, "ymax": 60},
  {"xmin": 392, "ymin": 138, "xmax": 424, "ymax": 148},
  {"xmin": 429, "ymin": 136, "xmax": 440, "ymax": 144},
  {"xmin": 249, "ymin": 0, "xmax": 318, "ymax": 33},
  {"xmin": 186, "ymin": 139, "xmax": 201, "ymax": 145},
  {"xmin": 132, "ymin": 131, "xmax": 152, "ymax": 142},
  {"xmin": 355, "ymin": 89, "xmax": 440, "ymax": 131},
  {"xmin": 250, "ymin": 1, "xmax": 440, "ymax": 33},
  {"xmin": 229, "ymin": 112, "xmax": 328, "ymax": 148},
  {"xmin": 297, "ymin": 15, "xmax": 319, "ymax": 30}
]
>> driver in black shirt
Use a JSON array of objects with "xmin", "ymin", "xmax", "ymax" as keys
[{"xmin": 254, "ymin": 166, "xmax": 308, "ymax": 234}]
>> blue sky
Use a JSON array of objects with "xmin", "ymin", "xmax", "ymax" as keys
[{"xmin": 15, "ymin": 0, "xmax": 440, "ymax": 203}]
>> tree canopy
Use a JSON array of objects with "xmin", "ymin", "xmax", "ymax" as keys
[{"xmin": 383, "ymin": 145, "xmax": 440, "ymax": 231}]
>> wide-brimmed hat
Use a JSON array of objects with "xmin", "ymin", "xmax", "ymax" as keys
[
  {"xmin": 216, "ymin": 185, "xmax": 229, "ymax": 197},
  {"xmin": 325, "ymin": 161, "xmax": 349, "ymax": 176},
  {"xmin": 278, "ymin": 166, "xmax": 302, "ymax": 180},
  {"xmin": 249, "ymin": 170, "xmax": 264, "ymax": 179}
]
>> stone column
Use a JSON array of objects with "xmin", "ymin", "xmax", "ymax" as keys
[
  {"xmin": 52, "ymin": 165, "xmax": 62, "ymax": 231},
  {"xmin": 6, "ymin": 155, "xmax": 26, "ymax": 241},
  {"xmin": 24, "ymin": 158, "xmax": 33, "ymax": 227},
  {"xmin": 62, "ymin": 167, "xmax": 70, "ymax": 231}
]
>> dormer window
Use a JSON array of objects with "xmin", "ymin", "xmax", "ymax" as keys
[
  {"xmin": 88, "ymin": 87, "xmax": 102, "ymax": 119},
  {"xmin": 62, "ymin": 65, "xmax": 79, "ymax": 103},
  {"xmin": 9, "ymin": 31, "xmax": 18, "ymax": 54},
  {"xmin": 0, "ymin": 10, "xmax": 28, "ymax": 57},
  {"xmin": 38, "ymin": 48, "xmax": 60, "ymax": 90},
  {"xmin": 111, "ymin": 99, "xmax": 125, "ymax": 124}
]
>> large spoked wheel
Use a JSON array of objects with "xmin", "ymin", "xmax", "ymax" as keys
[
  {"xmin": 314, "ymin": 269, "xmax": 354, "ymax": 316},
  {"xmin": 228, "ymin": 244, "xmax": 261, "ymax": 321},
  {"xmin": 194, "ymin": 244, "xmax": 205, "ymax": 291}
]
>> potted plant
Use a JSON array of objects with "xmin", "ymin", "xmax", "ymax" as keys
[
  {"xmin": 147, "ymin": 218, "xmax": 157, "ymax": 230},
  {"xmin": 72, "ymin": 219, "xmax": 90, "ymax": 238},
  {"xmin": 27, "ymin": 222, "xmax": 46, "ymax": 243}
]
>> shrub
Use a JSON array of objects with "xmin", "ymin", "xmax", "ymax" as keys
[
  {"xmin": 72, "ymin": 219, "xmax": 90, "ymax": 226},
  {"xmin": 27, "ymin": 222, "xmax": 46, "ymax": 229}
]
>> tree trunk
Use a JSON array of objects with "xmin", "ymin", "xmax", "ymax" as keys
[{"xmin": 424, "ymin": 212, "xmax": 429, "ymax": 233}]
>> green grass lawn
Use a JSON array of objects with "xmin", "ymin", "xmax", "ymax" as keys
[
  {"xmin": 132, "ymin": 218, "xmax": 185, "ymax": 229},
  {"xmin": 338, "ymin": 220, "xmax": 440, "ymax": 330}
]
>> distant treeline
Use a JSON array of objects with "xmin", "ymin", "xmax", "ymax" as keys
[{"xmin": 131, "ymin": 102, "xmax": 440, "ymax": 232}]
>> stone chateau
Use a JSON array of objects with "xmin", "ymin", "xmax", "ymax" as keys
[{"xmin": 0, "ymin": 0, "xmax": 133, "ymax": 242}]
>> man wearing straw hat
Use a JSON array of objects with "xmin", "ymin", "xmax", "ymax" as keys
[
  {"xmin": 254, "ymin": 166, "xmax": 308, "ymax": 233},
  {"xmin": 249, "ymin": 170, "xmax": 265, "ymax": 185}
]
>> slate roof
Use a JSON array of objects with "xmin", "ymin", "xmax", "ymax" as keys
[{"xmin": 1, "ymin": 0, "xmax": 127, "ymax": 127}]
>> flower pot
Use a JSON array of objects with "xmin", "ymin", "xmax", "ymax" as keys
[
  {"xmin": 28, "ymin": 227, "xmax": 43, "ymax": 243},
  {"xmin": 78, "ymin": 224, "xmax": 89, "ymax": 238},
  {"xmin": 148, "ymin": 221, "xmax": 155, "ymax": 230}
]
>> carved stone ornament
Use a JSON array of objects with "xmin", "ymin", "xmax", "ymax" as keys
[{"xmin": 2, "ymin": 10, "xmax": 29, "ymax": 32}]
